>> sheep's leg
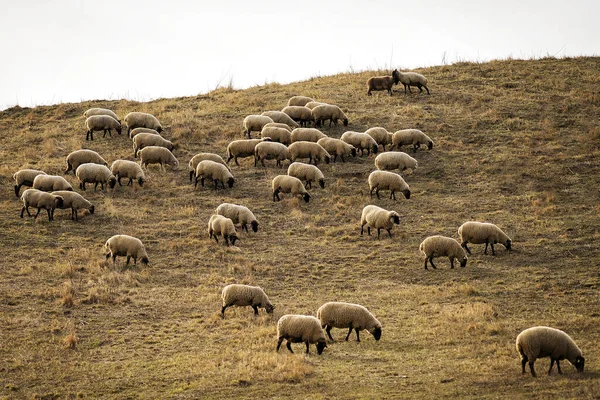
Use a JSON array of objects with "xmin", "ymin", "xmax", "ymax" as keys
[
  {"xmin": 72, "ymin": 207, "xmax": 78, "ymax": 221},
  {"xmin": 325, "ymin": 326, "xmax": 334, "ymax": 341},
  {"xmin": 243, "ymin": 224, "xmax": 248, "ymax": 233},
  {"xmin": 306, "ymin": 180, "xmax": 311, "ymax": 190},
  {"xmin": 94, "ymin": 182, "xmax": 99, "ymax": 190},
  {"xmin": 355, "ymin": 329, "xmax": 360, "ymax": 342},
  {"xmin": 276, "ymin": 337, "xmax": 284, "ymax": 352},
  {"xmin": 105, "ymin": 252, "xmax": 111, "ymax": 261},
  {"xmin": 424, "ymin": 85, "xmax": 430, "ymax": 95},
  {"xmin": 556, "ymin": 360, "xmax": 562, "ymax": 374},
  {"xmin": 213, "ymin": 179, "xmax": 219, "ymax": 190},
  {"xmin": 46, "ymin": 208, "xmax": 52, "ymax": 221},
  {"xmin": 417, "ymin": 84, "xmax": 423, "ymax": 93},
  {"xmin": 375, "ymin": 188, "xmax": 381, "ymax": 200},
  {"xmin": 377, "ymin": 228, "xmax": 381, "ymax": 240},
  {"xmin": 112, "ymin": 254, "xmax": 117, "ymax": 264},
  {"xmin": 413, "ymin": 144, "xmax": 418, "ymax": 153},
  {"xmin": 261, "ymin": 158, "xmax": 266, "ymax": 167},
  {"xmin": 252, "ymin": 305, "xmax": 259, "ymax": 315},
  {"xmin": 126, "ymin": 255, "xmax": 131, "ymax": 266},
  {"xmin": 200, "ymin": 178, "xmax": 205, "ymax": 187},
  {"xmin": 428, "ymin": 256, "xmax": 437, "ymax": 269},
  {"xmin": 34, "ymin": 207, "xmax": 42, "ymax": 220},
  {"xmin": 548, "ymin": 359, "xmax": 555, "ymax": 375},
  {"xmin": 424, "ymin": 257, "xmax": 429, "ymax": 270},
  {"xmin": 403, "ymin": 84, "xmax": 408, "ymax": 94},
  {"xmin": 234, "ymin": 157, "xmax": 240, "ymax": 166},
  {"xmin": 484, "ymin": 241, "xmax": 489, "ymax": 255},
  {"xmin": 345, "ymin": 327, "xmax": 353, "ymax": 341},
  {"xmin": 194, "ymin": 177, "xmax": 199, "ymax": 188},
  {"xmin": 224, "ymin": 236, "xmax": 230, "ymax": 246},
  {"xmin": 462, "ymin": 243, "xmax": 472, "ymax": 255},
  {"xmin": 521, "ymin": 356, "xmax": 528, "ymax": 373},
  {"xmin": 221, "ymin": 305, "xmax": 228, "ymax": 318},
  {"xmin": 305, "ymin": 341, "xmax": 310, "ymax": 354},
  {"xmin": 387, "ymin": 229, "xmax": 392, "ymax": 238},
  {"xmin": 80, "ymin": 182, "xmax": 86, "ymax": 190},
  {"xmin": 360, "ymin": 223, "xmax": 365, "ymax": 235},
  {"xmin": 490, "ymin": 242, "xmax": 496, "ymax": 256},
  {"xmin": 450, "ymin": 258, "xmax": 455, "ymax": 269},
  {"xmin": 529, "ymin": 361, "xmax": 537, "ymax": 377},
  {"xmin": 338, "ymin": 155, "xmax": 342, "ymax": 162},
  {"xmin": 408, "ymin": 85, "xmax": 413, "ymax": 94},
  {"xmin": 128, "ymin": 178, "xmax": 134, "ymax": 186},
  {"xmin": 273, "ymin": 189, "xmax": 281, "ymax": 202},
  {"xmin": 286, "ymin": 341, "xmax": 294, "ymax": 353},
  {"xmin": 367, "ymin": 227, "xmax": 371, "ymax": 236}
]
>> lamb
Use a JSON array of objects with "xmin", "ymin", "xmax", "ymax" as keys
[
  {"xmin": 419, "ymin": 235, "xmax": 468, "ymax": 270},
  {"xmin": 365, "ymin": 127, "xmax": 393, "ymax": 151},
  {"xmin": 263, "ymin": 122, "xmax": 293, "ymax": 132},
  {"xmin": 360, "ymin": 205, "xmax": 401, "ymax": 239},
  {"xmin": 312, "ymin": 104, "xmax": 349, "ymax": 128},
  {"xmin": 133, "ymin": 132, "xmax": 174, "ymax": 158},
  {"xmin": 260, "ymin": 126, "xmax": 292, "ymax": 145},
  {"xmin": 271, "ymin": 175, "xmax": 311, "ymax": 203},
  {"xmin": 288, "ymin": 141, "xmax": 331, "ymax": 166},
  {"xmin": 189, "ymin": 153, "xmax": 231, "ymax": 182},
  {"xmin": 83, "ymin": 108, "xmax": 119, "ymax": 122},
  {"xmin": 75, "ymin": 163, "xmax": 117, "ymax": 191},
  {"xmin": 287, "ymin": 96, "xmax": 314, "ymax": 107},
  {"xmin": 288, "ymin": 162, "xmax": 325, "ymax": 189},
  {"xmin": 13, "ymin": 169, "xmax": 46, "ymax": 197},
  {"xmin": 138, "ymin": 146, "xmax": 179, "ymax": 171},
  {"xmin": 367, "ymin": 70, "xmax": 400, "ymax": 96},
  {"xmin": 395, "ymin": 70, "xmax": 430, "ymax": 95},
  {"xmin": 221, "ymin": 284, "xmax": 274, "ymax": 317},
  {"xmin": 33, "ymin": 175, "xmax": 73, "ymax": 192},
  {"xmin": 281, "ymin": 106, "xmax": 314, "ymax": 127},
  {"xmin": 85, "ymin": 115, "xmax": 122, "ymax": 141},
  {"xmin": 215, "ymin": 203, "xmax": 259, "ymax": 233},
  {"xmin": 20, "ymin": 189, "xmax": 64, "ymax": 221},
  {"xmin": 290, "ymin": 128, "xmax": 327, "ymax": 143},
  {"xmin": 317, "ymin": 302, "xmax": 382, "ymax": 342},
  {"xmin": 317, "ymin": 137, "xmax": 357, "ymax": 162},
  {"xmin": 64, "ymin": 149, "xmax": 107, "ymax": 175},
  {"xmin": 261, "ymin": 111, "xmax": 300, "ymax": 128},
  {"xmin": 243, "ymin": 115, "xmax": 273, "ymax": 138},
  {"xmin": 254, "ymin": 141, "xmax": 291, "ymax": 167},
  {"xmin": 304, "ymin": 101, "xmax": 327, "ymax": 110},
  {"xmin": 276, "ymin": 314, "xmax": 327, "ymax": 355},
  {"xmin": 226, "ymin": 139, "xmax": 271, "ymax": 167},
  {"xmin": 341, "ymin": 131, "xmax": 379, "ymax": 156},
  {"xmin": 374, "ymin": 151, "xmax": 418, "ymax": 173},
  {"xmin": 104, "ymin": 234, "xmax": 149, "ymax": 266},
  {"xmin": 195, "ymin": 160, "xmax": 235, "ymax": 189},
  {"xmin": 208, "ymin": 214, "xmax": 239, "ymax": 246},
  {"xmin": 110, "ymin": 160, "xmax": 146, "ymax": 187},
  {"xmin": 130, "ymin": 127, "xmax": 161, "ymax": 139},
  {"xmin": 516, "ymin": 326, "xmax": 585, "ymax": 377},
  {"xmin": 368, "ymin": 171, "xmax": 411, "ymax": 200},
  {"xmin": 392, "ymin": 129, "xmax": 434, "ymax": 153},
  {"xmin": 52, "ymin": 190, "xmax": 95, "ymax": 221},
  {"xmin": 124, "ymin": 112, "xmax": 163, "ymax": 136},
  {"xmin": 458, "ymin": 221, "xmax": 512, "ymax": 255}
]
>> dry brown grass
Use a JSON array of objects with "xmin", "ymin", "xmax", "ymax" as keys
[{"xmin": 1, "ymin": 57, "xmax": 600, "ymax": 399}]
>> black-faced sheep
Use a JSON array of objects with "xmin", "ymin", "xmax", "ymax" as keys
[
  {"xmin": 189, "ymin": 153, "xmax": 230, "ymax": 182},
  {"xmin": 133, "ymin": 133, "xmax": 174, "ymax": 158},
  {"xmin": 288, "ymin": 141, "xmax": 331, "ymax": 165},
  {"xmin": 317, "ymin": 138, "xmax": 357, "ymax": 162},
  {"xmin": 243, "ymin": 115, "xmax": 273, "ymax": 138},
  {"xmin": 367, "ymin": 170, "xmax": 411, "ymax": 200},
  {"xmin": 64, "ymin": 149, "xmax": 107, "ymax": 175},
  {"xmin": 124, "ymin": 112, "xmax": 163, "ymax": 136},
  {"xmin": 226, "ymin": 139, "xmax": 271, "ymax": 167},
  {"xmin": 271, "ymin": 175, "xmax": 311, "ymax": 203},
  {"xmin": 195, "ymin": 160, "xmax": 235, "ymax": 189},
  {"xmin": 419, "ymin": 235, "xmax": 467, "ymax": 270},
  {"xmin": 20, "ymin": 189, "xmax": 64, "ymax": 221},
  {"xmin": 33, "ymin": 175, "xmax": 73, "ymax": 192},
  {"xmin": 75, "ymin": 163, "xmax": 117, "ymax": 191},
  {"xmin": 13, "ymin": 169, "xmax": 46, "ymax": 197},
  {"xmin": 341, "ymin": 131, "xmax": 378, "ymax": 156},
  {"xmin": 52, "ymin": 190, "xmax": 95, "ymax": 221},
  {"xmin": 261, "ymin": 126, "xmax": 292, "ymax": 145},
  {"xmin": 261, "ymin": 111, "xmax": 300, "ymax": 128},
  {"xmin": 110, "ymin": 160, "xmax": 146, "ymax": 187},
  {"xmin": 104, "ymin": 234, "xmax": 149, "ymax": 266},
  {"xmin": 317, "ymin": 302, "xmax": 382, "ymax": 342},
  {"xmin": 254, "ymin": 142, "xmax": 291, "ymax": 167},
  {"xmin": 392, "ymin": 129, "xmax": 434, "ymax": 153},
  {"xmin": 208, "ymin": 214, "xmax": 239, "ymax": 246},
  {"xmin": 312, "ymin": 104, "xmax": 348, "ymax": 128},
  {"xmin": 287, "ymin": 162, "xmax": 325, "ymax": 189},
  {"xmin": 85, "ymin": 115, "xmax": 122, "ymax": 140},
  {"xmin": 215, "ymin": 203, "xmax": 259, "ymax": 233},
  {"xmin": 138, "ymin": 146, "xmax": 179, "ymax": 172},
  {"xmin": 374, "ymin": 151, "xmax": 418, "ymax": 173},
  {"xmin": 276, "ymin": 314, "xmax": 327, "ymax": 355},
  {"xmin": 365, "ymin": 127, "xmax": 393, "ymax": 151},
  {"xmin": 360, "ymin": 205, "xmax": 401, "ymax": 239},
  {"xmin": 221, "ymin": 284, "xmax": 274, "ymax": 317},
  {"xmin": 281, "ymin": 106, "xmax": 314, "ymax": 127},
  {"xmin": 395, "ymin": 70, "xmax": 430, "ymax": 95},
  {"xmin": 458, "ymin": 221, "xmax": 512, "ymax": 256}
]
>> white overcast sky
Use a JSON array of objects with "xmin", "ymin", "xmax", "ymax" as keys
[{"xmin": 1, "ymin": 0, "xmax": 598, "ymax": 110}]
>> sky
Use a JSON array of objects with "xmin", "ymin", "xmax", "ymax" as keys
[{"xmin": 1, "ymin": 0, "xmax": 598, "ymax": 110}]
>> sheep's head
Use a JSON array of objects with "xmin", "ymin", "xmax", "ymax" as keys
[
  {"xmin": 319, "ymin": 179, "xmax": 325, "ymax": 189},
  {"xmin": 157, "ymin": 126, "xmax": 163, "ymax": 133},
  {"xmin": 324, "ymin": 155, "xmax": 330, "ymax": 164},
  {"xmin": 228, "ymin": 234, "xmax": 239, "ymax": 246},
  {"xmin": 372, "ymin": 144, "xmax": 379, "ymax": 154},
  {"xmin": 574, "ymin": 356, "xmax": 585, "ymax": 372},
  {"xmin": 316, "ymin": 340, "xmax": 327, "ymax": 355},
  {"xmin": 350, "ymin": 147, "xmax": 357, "ymax": 157},
  {"xmin": 371, "ymin": 326, "xmax": 382, "ymax": 341},
  {"xmin": 116, "ymin": 126, "xmax": 122, "ymax": 135},
  {"xmin": 459, "ymin": 257, "xmax": 468, "ymax": 268},
  {"xmin": 141, "ymin": 256, "xmax": 149, "ymax": 265},
  {"xmin": 89, "ymin": 204, "xmax": 95, "ymax": 215},
  {"xmin": 170, "ymin": 159, "xmax": 180, "ymax": 170},
  {"xmin": 137, "ymin": 177, "xmax": 145, "ymax": 187},
  {"xmin": 227, "ymin": 177, "xmax": 235, "ymax": 188},
  {"xmin": 302, "ymin": 193, "xmax": 311, "ymax": 203},
  {"xmin": 108, "ymin": 176, "xmax": 117, "ymax": 189},
  {"xmin": 428, "ymin": 141, "xmax": 434, "ymax": 150},
  {"xmin": 265, "ymin": 303, "xmax": 274, "ymax": 314},
  {"xmin": 392, "ymin": 69, "xmax": 400, "ymax": 85},
  {"xmin": 54, "ymin": 195, "xmax": 64, "ymax": 208},
  {"xmin": 343, "ymin": 118, "xmax": 348, "ymax": 127},
  {"xmin": 250, "ymin": 220, "xmax": 259, "ymax": 233},
  {"xmin": 390, "ymin": 212, "xmax": 400, "ymax": 225},
  {"xmin": 402, "ymin": 189, "xmax": 411, "ymax": 200},
  {"xmin": 505, "ymin": 239, "xmax": 512, "ymax": 251}
]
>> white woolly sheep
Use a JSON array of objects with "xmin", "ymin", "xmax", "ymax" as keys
[
  {"xmin": 317, "ymin": 301, "xmax": 382, "ymax": 342},
  {"xmin": 263, "ymin": 122, "xmax": 293, "ymax": 132},
  {"xmin": 189, "ymin": 152, "xmax": 231, "ymax": 182},
  {"xmin": 133, "ymin": 132, "xmax": 174, "ymax": 158},
  {"xmin": 138, "ymin": 146, "xmax": 179, "ymax": 171},
  {"xmin": 208, "ymin": 214, "xmax": 239, "ymax": 246},
  {"xmin": 104, "ymin": 234, "xmax": 149, "ymax": 266},
  {"xmin": 516, "ymin": 326, "xmax": 585, "ymax": 377},
  {"xmin": 130, "ymin": 127, "xmax": 161, "ymax": 139},
  {"xmin": 13, "ymin": 169, "xmax": 46, "ymax": 197},
  {"xmin": 368, "ymin": 171, "xmax": 411, "ymax": 200},
  {"xmin": 312, "ymin": 104, "xmax": 349, "ymax": 128},
  {"xmin": 195, "ymin": 160, "xmax": 235, "ymax": 189},
  {"xmin": 288, "ymin": 141, "xmax": 331, "ymax": 165},
  {"xmin": 215, "ymin": 203, "xmax": 259, "ymax": 233},
  {"xmin": 392, "ymin": 129, "xmax": 434, "ymax": 153},
  {"xmin": 124, "ymin": 112, "xmax": 163, "ymax": 136},
  {"xmin": 110, "ymin": 160, "xmax": 146, "ymax": 187},
  {"xmin": 395, "ymin": 70, "xmax": 430, "ymax": 95},
  {"xmin": 52, "ymin": 190, "xmax": 95, "ymax": 221},
  {"xmin": 254, "ymin": 141, "xmax": 291, "ymax": 167},
  {"xmin": 261, "ymin": 111, "xmax": 300, "ymax": 128},
  {"xmin": 225, "ymin": 139, "xmax": 271, "ymax": 167},
  {"xmin": 64, "ymin": 149, "xmax": 107, "ymax": 175},
  {"xmin": 20, "ymin": 189, "xmax": 64, "ymax": 221},
  {"xmin": 374, "ymin": 151, "xmax": 418, "ymax": 173},
  {"xmin": 287, "ymin": 96, "xmax": 314, "ymax": 107},
  {"xmin": 272, "ymin": 175, "xmax": 311, "ymax": 203},
  {"xmin": 365, "ymin": 127, "xmax": 393, "ymax": 151},
  {"xmin": 290, "ymin": 128, "xmax": 327, "ymax": 143},
  {"xmin": 360, "ymin": 204, "xmax": 401, "ymax": 239},
  {"xmin": 419, "ymin": 235, "xmax": 468, "ymax": 270},
  {"xmin": 83, "ymin": 108, "xmax": 120, "ymax": 122},
  {"xmin": 366, "ymin": 70, "xmax": 400, "ymax": 96},
  {"xmin": 261, "ymin": 126, "xmax": 292, "ymax": 145},
  {"xmin": 304, "ymin": 101, "xmax": 327, "ymax": 110},
  {"xmin": 33, "ymin": 175, "xmax": 73, "ymax": 192},
  {"xmin": 288, "ymin": 162, "xmax": 325, "ymax": 190},
  {"xmin": 221, "ymin": 284, "xmax": 274, "ymax": 317},
  {"xmin": 276, "ymin": 314, "xmax": 327, "ymax": 355},
  {"xmin": 458, "ymin": 221, "xmax": 512, "ymax": 256},
  {"xmin": 76, "ymin": 163, "xmax": 117, "ymax": 191},
  {"xmin": 341, "ymin": 131, "xmax": 379, "ymax": 156},
  {"xmin": 85, "ymin": 115, "xmax": 122, "ymax": 141},
  {"xmin": 243, "ymin": 115, "xmax": 273, "ymax": 138},
  {"xmin": 281, "ymin": 106, "xmax": 314, "ymax": 127},
  {"xmin": 317, "ymin": 137, "xmax": 357, "ymax": 162}
]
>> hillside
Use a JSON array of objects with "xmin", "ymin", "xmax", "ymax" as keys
[{"xmin": 1, "ymin": 56, "xmax": 599, "ymax": 399}]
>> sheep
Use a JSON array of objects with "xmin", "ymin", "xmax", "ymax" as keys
[
  {"xmin": 215, "ymin": 203, "xmax": 259, "ymax": 233},
  {"xmin": 64, "ymin": 149, "xmax": 107, "ymax": 175},
  {"xmin": 317, "ymin": 302, "xmax": 382, "ymax": 342},
  {"xmin": 458, "ymin": 221, "xmax": 512, "ymax": 256},
  {"xmin": 276, "ymin": 314, "xmax": 327, "ymax": 355},
  {"xmin": 254, "ymin": 142, "xmax": 291, "ymax": 167},
  {"xmin": 365, "ymin": 127, "xmax": 393, "ymax": 151},
  {"xmin": 20, "ymin": 189, "xmax": 64, "ymax": 221},
  {"xmin": 138, "ymin": 146, "xmax": 179, "ymax": 171},
  {"xmin": 124, "ymin": 112, "xmax": 163, "ymax": 136},
  {"xmin": 281, "ymin": 106, "xmax": 314, "ymax": 127},
  {"xmin": 287, "ymin": 96, "xmax": 314, "ymax": 107},
  {"xmin": 271, "ymin": 175, "xmax": 311, "ymax": 203},
  {"xmin": 189, "ymin": 152, "xmax": 231, "ymax": 182},
  {"xmin": 261, "ymin": 111, "xmax": 300, "ymax": 128},
  {"xmin": 104, "ymin": 234, "xmax": 149, "ymax": 266},
  {"xmin": 317, "ymin": 137, "xmax": 357, "ymax": 163},
  {"xmin": 195, "ymin": 160, "xmax": 235, "ymax": 189},
  {"xmin": 304, "ymin": 101, "xmax": 327, "ymax": 110},
  {"xmin": 360, "ymin": 205, "xmax": 401, "ymax": 239},
  {"xmin": 208, "ymin": 214, "xmax": 239, "ymax": 246},
  {"xmin": 290, "ymin": 128, "xmax": 327, "ymax": 143},
  {"xmin": 85, "ymin": 115, "xmax": 122, "ymax": 141},
  {"xmin": 288, "ymin": 141, "xmax": 331, "ymax": 166},
  {"xmin": 110, "ymin": 160, "xmax": 146, "ymax": 187},
  {"xmin": 396, "ymin": 70, "xmax": 430, "ymax": 95},
  {"xmin": 419, "ymin": 235, "xmax": 468, "ymax": 270},
  {"xmin": 225, "ymin": 139, "xmax": 271, "ymax": 167},
  {"xmin": 52, "ymin": 190, "xmax": 95, "ymax": 221},
  {"xmin": 374, "ymin": 151, "xmax": 418, "ymax": 173},
  {"xmin": 13, "ymin": 169, "xmax": 46, "ymax": 197},
  {"xmin": 516, "ymin": 326, "xmax": 585, "ymax": 377},
  {"xmin": 83, "ymin": 108, "xmax": 119, "ymax": 122},
  {"xmin": 130, "ymin": 127, "xmax": 161, "ymax": 139},
  {"xmin": 76, "ymin": 163, "xmax": 117, "ymax": 191},
  {"xmin": 261, "ymin": 126, "xmax": 292, "ymax": 145},
  {"xmin": 392, "ymin": 129, "xmax": 434, "ymax": 153},
  {"xmin": 243, "ymin": 115, "xmax": 273, "ymax": 138},
  {"xmin": 288, "ymin": 162, "xmax": 325, "ymax": 189},
  {"xmin": 133, "ymin": 132, "xmax": 174, "ymax": 158},
  {"xmin": 368, "ymin": 170, "xmax": 411, "ymax": 200},
  {"xmin": 263, "ymin": 122, "xmax": 292, "ymax": 132},
  {"xmin": 221, "ymin": 284, "xmax": 274, "ymax": 317},
  {"xmin": 312, "ymin": 104, "xmax": 349, "ymax": 128},
  {"xmin": 341, "ymin": 131, "xmax": 378, "ymax": 156},
  {"xmin": 366, "ymin": 70, "xmax": 400, "ymax": 96},
  {"xmin": 33, "ymin": 175, "xmax": 73, "ymax": 192}
]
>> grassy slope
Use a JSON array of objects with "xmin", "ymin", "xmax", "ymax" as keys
[{"xmin": 1, "ymin": 57, "xmax": 599, "ymax": 399}]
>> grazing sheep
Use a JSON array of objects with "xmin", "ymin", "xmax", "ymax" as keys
[
  {"xmin": 76, "ymin": 163, "xmax": 117, "ymax": 191},
  {"xmin": 195, "ymin": 160, "xmax": 235, "ymax": 189},
  {"xmin": 516, "ymin": 326, "xmax": 585, "ymax": 377},
  {"xmin": 365, "ymin": 127, "xmax": 393, "ymax": 151},
  {"xmin": 374, "ymin": 151, "xmax": 418, "ymax": 173},
  {"xmin": 110, "ymin": 160, "xmax": 146, "ymax": 187},
  {"xmin": 226, "ymin": 139, "xmax": 271, "ymax": 167},
  {"xmin": 317, "ymin": 137, "xmax": 357, "ymax": 162},
  {"xmin": 13, "ymin": 169, "xmax": 46, "ymax": 197},
  {"xmin": 281, "ymin": 106, "xmax": 314, "ymax": 127},
  {"xmin": 138, "ymin": 146, "xmax": 179, "ymax": 171},
  {"xmin": 33, "ymin": 175, "xmax": 73, "ymax": 192},
  {"xmin": 317, "ymin": 302, "xmax": 382, "ymax": 342},
  {"xmin": 188, "ymin": 153, "xmax": 230, "ymax": 182},
  {"xmin": 360, "ymin": 205, "xmax": 401, "ymax": 239},
  {"xmin": 290, "ymin": 128, "xmax": 327, "ymax": 143},
  {"xmin": 304, "ymin": 101, "xmax": 327, "ymax": 110},
  {"xmin": 263, "ymin": 122, "xmax": 293, "ymax": 132},
  {"xmin": 276, "ymin": 314, "xmax": 327, "ymax": 355},
  {"xmin": 254, "ymin": 141, "xmax": 291, "ymax": 167},
  {"xmin": 216, "ymin": 203, "xmax": 259, "ymax": 233},
  {"xmin": 368, "ymin": 170, "xmax": 411, "ymax": 200},
  {"xmin": 64, "ymin": 149, "xmax": 107, "ymax": 175},
  {"xmin": 221, "ymin": 284, "xmax": 274, "ymax": 317},
  {"xmin": 133, "ymin": 133, "xmax": 174, "ymax": 158},
  {"xmin": 52, "ymin": 190, "xmax": 95, "ymax": 221},
  {"xmin": 396, "ymin": 70, "xmax": 430, "ymax": 95},
  {"xmin": 130, "ymin": 127, "xmax": 161, "ymax": 139},
  {"xmin": 85, "ymin": 115, "xmax": 122, "ymax": 141},
  {"xmin": 20, "ymin": 189, "xmax": 64, "ymax": 221},
  {"xmin": 261, "ymin": 111, "xmax": 300, "ymax": 128},
  {"xmin": 271, "ymin": 175, "xmax": 311, "ymax": 203},
  {"xmin": 366, "ymin": 70, "xmax": 400, "ymax": 96},
  {"xmin": 341, "ymin": 131, "xmax": 379, "ymax": 156},
  {"xmin": 124, "ymin": 112, "xmax": 163, "ymax": 136},
  {"xmin": 392, "ymin": 129, "xmax": 434, "ymax": 153},
  {"xmin": 458, "ymin": 221, "xmax": 512, "ymax": 256},
  {"xmin": 83, "ymin": 107, "xmax": 120, "ymax": 122},
  {"xmin": 312, "ymin": 104, "xmax": 349, "ymax": 128},
  {"xmin": 288, "ymin": 141, "xmax": 331, "ymax": 166},
  {"xmin": 243, "ymin": 115, "xmax": 273, "ymax": 138},
  {"xmin": 287, "ymin": 96, "xmax": 314, "ymax": 107},
  {"xmin": 208, "ymin": 214, "xmax": 239, "ymax": 246},
  {"xmin": 261, "ymin": 126, "xmax": 292, "ymax": 145},
  {"xmin": 419, "ymin": 235, "xmax": 467, "ymax": 270},
  {"xmin": 288, "ymin": 162, "xmax": 325, "ymax": 189},
  {"xmin": 104, "ymin": 234, "xmax": 149, "ymax": 266}
]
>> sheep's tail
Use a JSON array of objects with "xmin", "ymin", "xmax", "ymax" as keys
[{"xmin": 418, "ymin": 241, "xmax": 424, "ymax": 254}]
